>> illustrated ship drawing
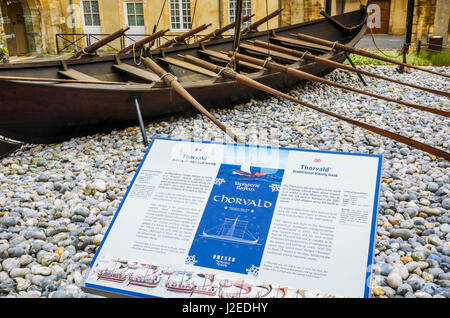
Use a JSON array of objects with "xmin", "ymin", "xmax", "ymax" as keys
[
  {"xmin": 202, "ymin": 217, "xmax": 259, "ymax": 245},
  {"xmin": 127, "ymin": 274, "xmax": 161, "ymax": 288},
  {"xmin": 96, "ymin": 269, "xmax": 128, "ymax": 283},
  {"xmin": 233, "ymin": 160, "xmax": 267, "ymax": 178}
]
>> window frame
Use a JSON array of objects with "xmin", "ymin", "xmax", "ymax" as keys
[
  {"xmin": 82, "ymin": 0, "xmax": 101, "ymax": 27},
  {"xmin": 169, "ymin": 0, "xmax": 192, "ymax": 32},
  {"xmin": 125, "ymin": 1, "xmax": 145, "ymax": 27}
]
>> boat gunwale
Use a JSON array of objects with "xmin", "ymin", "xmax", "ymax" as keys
[
  {"xmin": 0, "ymin": 8, "xmax": 367, "ymax": 72},
  {"xmin": 0, "ymin": 20, "xmax": 367, "ymax": 93}
]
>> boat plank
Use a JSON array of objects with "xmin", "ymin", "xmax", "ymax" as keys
[
  {"xmin": 113, "ymin": 63, "xmax": 160, "ymax": 82},
  {"xmin": 198, "ymin": 49, "xmax": 262, "ymax": 71},
  {"xmin": 271, "ymin": 36, "xmax": 332, "ymax": 52},
  {"xmin": 159, "ymin": 57, "xmax": 219, "ymax": 78},
  {"xmin": 58, "ymin": 69, "xmax": 101, "ymax": 82},
  {"xmin": 240, "ymin": 43, "xmax": 300, "ymax": 62}
]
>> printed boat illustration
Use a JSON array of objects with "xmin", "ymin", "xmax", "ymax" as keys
[
  {"xmin": 256, "ymin": 284, "xmax": 273, "ymax": 298},
  {"xmin": 233, "ymin": 161, "xmax": 267, "ymax": 177},
  {"xmin": 166, "ymin": 271, "xmax": 196, "ymax": 294},
  {"xmin": 96, "ymin": 269, "xmax": 128, "ymax": 283},
  {"xmin": 219, "ymin": 279, "xmax": 232, "ymax": 288},
  {"xmin": 193, "ymin": 274, "xmax": 217, "ymax": 296},
  {"xmin": 165, "ymin": 280, "xmax": 196, "ymax": 294},
  {"xmin": 219, "ymin": 280, "xmax": 253, "ymax": 298},
  {"xmin": 193, "ymin": 286, "xmax": 218, "ymax": 297},
  {"xmin": 202, "ymin": 217, "xmax": 259, "ymax": 244},
  {"xmin": 127, "ymin": 274, "xmax": 161, "ymax": 288}
]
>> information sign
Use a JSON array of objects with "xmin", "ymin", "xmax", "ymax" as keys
[{"xmin": 82, "ymin": 138, "xmax": 382, "ymax": 298}]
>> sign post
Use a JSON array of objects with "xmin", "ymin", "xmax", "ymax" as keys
[{"xmin": 82, "ymin": 138, "xmax": 382, "ymax": 298}]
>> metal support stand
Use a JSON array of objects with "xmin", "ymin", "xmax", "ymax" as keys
[
  {"xmin": 344, "ymin": 52, "xmax": 367, "ymax": 86},
  {"xmin": 133, "ymin": 96, "xmax": 149, "ymax": 147},
  {"xmin": 397, "ymin": 43, "xmax": 410, "ymax": 74}
]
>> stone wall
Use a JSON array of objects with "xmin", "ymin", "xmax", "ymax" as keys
[
  {"xmin": 0, "ymin": 4, "xmax": 6, "ymax": 50},
  {"xmin": 1, "ymin": 0, "xmax": 447, "ymax": 55}
]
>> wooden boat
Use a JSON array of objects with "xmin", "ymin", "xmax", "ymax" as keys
[
  {"xmin": 0, "ymin": 8, "xmax": 367, "ymax": 144},
  {"xmin": 0, "ymin": 138, "xmax": 22, "ymax": 159}
]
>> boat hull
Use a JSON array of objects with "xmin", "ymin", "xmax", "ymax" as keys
[{"xmin": 0, "ymin": 10, "xmax": 367, "ymax": 144}]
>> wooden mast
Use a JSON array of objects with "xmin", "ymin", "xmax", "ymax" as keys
[{"xmin": 232, "ymin": 0, "xmax": 244, "ymax": 72}]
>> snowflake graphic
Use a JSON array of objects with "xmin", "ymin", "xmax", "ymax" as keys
[
  {"xmin": 246, "ymin": 265, "xmax": 260, "ymax": 277},
  {"xmin": 269, "ymin": 184, "xmax": 281, "ymax": 192},
  {"xmin": 185, "ymin": 255, "xmax": 198, "ymax": 266},
  {"xmin": 214, "ymin": 178, "xmax": 226, "ymax": 186}
]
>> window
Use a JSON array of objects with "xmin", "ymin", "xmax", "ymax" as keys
[
  {"xmin": 229, "ymin": 0, "xmax": 252, "ymax": 29},
  {"xmin": 82, "ymin": 0, "xmax": 100, "ymax": 26},
  {"xmin": 170, "ymin": 0, "xmax": 191, "ymax": 31},
  {"xmin": 126, "ymin": 2, "xmax": 144, "ymax": 26}
]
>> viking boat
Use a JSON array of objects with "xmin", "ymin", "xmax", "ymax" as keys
[
  {"xmin": 0, "ymin": 7, "xmax": 368, "ymax": 145},
  {"xmin": 96, "ymin": 269, "xmax": 128, "ymax": 283},
  {"xmin": 127, "ymin": 274, "xmax": 161, "ymax": 288},
  {"xmin": 202, "ymin": 217, "xmax": 260, "ymax": 245},
  {"xmin": 192, "ymin": 285, "xmax": 218, "ymax": 297}
]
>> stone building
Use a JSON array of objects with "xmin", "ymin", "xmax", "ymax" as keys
[{"xmin": 0, "ymin": 0, "xmax": 448, "ymax": 57}]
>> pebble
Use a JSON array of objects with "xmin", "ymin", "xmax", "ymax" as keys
[{"xmin": 0, "ymin": 65, "xmax": 448, "ymax": 298}]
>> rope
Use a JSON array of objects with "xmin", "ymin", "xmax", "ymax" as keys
[
  {"xmin": 299, "ymin": 50, "xmax": 309, "ymax": 62},
  {"xmin": 132, "ymin": 43, "xmax": 143, "ymax": 66},
  {"xmin": 218, "ymin": 65, "xmax": 232, "ymax": 77},
  {"xmin": 191, "ymin": 0, "xmax": 198, "ymax": 28},
  {"xmin": 262, "ymin": 56, "xmax": 272, "ymax": 69},
  {"xmin": 81, "ymin": 47, "xmax": 96, "ymax": 56},
  {"xmin": 155, "ymin": 0, "xmax": 167, "ymax": 31},
  {"xmin": 228, "ymin": 49, "xmax": 238, "ymax": 71},
  {"xmin": 160, "ymin": 72, "xmax": 177, "ymax": 82}
]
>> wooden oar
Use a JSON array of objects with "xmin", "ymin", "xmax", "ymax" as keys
[
  {"xmin": 118, "ymin": 29, "xmax": 170, "ymax": 54},
  {"xmin": 71, "ymin": 26, "xmax": 130, "ymax": 59},
  {"xmin": 179, "ymin": 54, "xmax": 450, "ymax": 160},
  {"xmin": 230, "ymin": 51, "xmax": 449, "ymax": 117},
  {"xmin": 142, "ymin": 57, "xmax": 244, "ymax": 143},
  {"xmin": 156, "ymin": 24, "xmax": 212, "ymax": 49},
  {"xmin": 249, "ymin": 40, "xmax": 450, "ymax": 98},
  {"xmin": 293, "ymin": 33, "xmax": 450, "ymax": 79},
  {"xmin": 241, "ymin": 9, "xmax": 283, "ymax": 34},
  {"xmin": 195, "ymin": 15, "xmax": 254, "ymax": 43}
]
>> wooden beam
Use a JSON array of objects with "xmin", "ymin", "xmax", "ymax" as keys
[
  {"xmin": 159, "ymin": 57, "xmax": 219, "ymax": 77},
  {"xmin": 198, "ymin": 49, "xmax": 262, "ymax": 71},
  {"xmin": 240, "ymin": 43, "xmax": 300, "ymax": 62},
  {"xmin": 113, "ymin": 63, "xmax": 161, "ymax": 82},
  {"xmin": 272, "ymin": 35, "xmax": 332, "ymax": 52},
  {"xmin": 58, "ymin": 69, "xmax": 101, "ymax": 82}
]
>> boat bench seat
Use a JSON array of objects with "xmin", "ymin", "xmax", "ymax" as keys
[
  {"xmin": 58, "ymin": 69, "xmax": 100, "ymax": 82},
  {"xmin": 271, "ymin": 36, "xmax": 332, "ymax": 52},
  {"xmin": 159, "ymin": 57, "xmax": 219, "ymax": 78},
  {"xmin": 240, "ymin": 43, "xmax": 300, "ymax": 62},
  {"xmin": 113, "ymin": 63, "xmax": 161, "ymax": 83}
]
